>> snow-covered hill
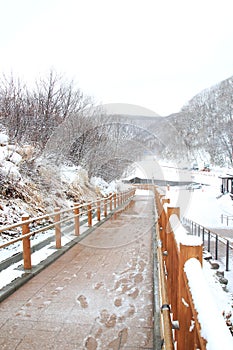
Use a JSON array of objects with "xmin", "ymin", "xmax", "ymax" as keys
[{"xmin": 0, "ymin": 130, "xmax": 118, "ymax": 236}]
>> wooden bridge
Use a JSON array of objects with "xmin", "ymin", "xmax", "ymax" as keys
[{"xmin": 0, "ymin": 187, "xmax": 232, "ymax": 349}]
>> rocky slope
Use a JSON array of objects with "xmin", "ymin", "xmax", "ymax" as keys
[{"xmin": 0, "ymin": 130, "xmax": 116, "ymax": 237}]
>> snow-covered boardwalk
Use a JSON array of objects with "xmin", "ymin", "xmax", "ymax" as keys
[{"xmin": 0, "ymin": 192, "xmax": 157, "ymax": 349}]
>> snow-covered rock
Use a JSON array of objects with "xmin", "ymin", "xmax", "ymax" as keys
[
  {"xmin": 0, "ymin": 145, "xmax": 22, "ymax": 165},
  {"xmin": 0, "ymin": 160, "xmax": 21, "ymax": 181},
  {"xmin": 8, "ymin": 150, "xmax": 22, "ymax": 165},
  {"xmin": 72, "ymin": 167, "xmax": 89, "ymax": 186},
  {"xmin": 0, "ymin": 147, "xmax": 7, "ymax": 162},
  {"xmin": 60, "ymin": 165, "xmax": 81, "ymax": 184},
  {"xmin": 0, "ymin": 133, "xmax": 9, "ymax": 146},
  {"xmin": 91, "ymin": 176, "xmax": 113, "ymax": 196}
]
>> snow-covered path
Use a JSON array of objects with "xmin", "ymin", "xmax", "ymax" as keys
[{"xmin": 0, "ymin": 193, "xmax": 157, "ymax": 350}]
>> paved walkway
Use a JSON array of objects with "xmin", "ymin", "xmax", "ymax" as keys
[{"xmin": 0, "ymin": 192, "xmax": 157, "ymax": 349}]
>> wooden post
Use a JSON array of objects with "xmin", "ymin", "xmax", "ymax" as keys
[
  {"xmin": 160, "ymin": 208, "xmax": 167, "ymax": 250},
  {"xmin": 157, "ymin": 239, "xmax": 175, "ymax": 350},
  {"xmin": 104, "ymin": 198, "xmax": 107, "ymax": 217},
  {"xmin": 160, "ymin": 197, "xmax": 170, "ymax": 250},
  {"xmin": 87, "ymin": 203, "xmax": 92, "ymax": 227},
  {"xmin": 166, "ymin": 207, "xmax": 180, "ymax": 313},
  {"xmin": 162, "ymin": 198, "xmax": 170, "ymax": 206},
  {"xmin": 54, "ymin": 207, "xmax": 61, "ymax": 249},
  {"xmin": 114, "ymin": 193, "xmax": 117, "ymax": 209},
  {"xmin": 180, "ymin": 243, "xmax": 203, "ymax": 267},
  {"xmin": 22, "ymin": 215, "xmax": 31, "ymax": 270},
  {"xmin": 176, "ymin": 243, "xmax": 203, "ymax": 349},
  {"xmin": 117, "ymin": 193, "xmax": 120, "ymax": 207},
  {"xmin": 97, "ymin": 199, "xmax": 101, "ymax": 221},
  {"xmin": 74, "ymin": 203, "xmax": 80, "ymax": 236},
  {"xmin": 167, "ymin": 206, "xmax": 180, "ymax": 220},
  {"xmin": 109, "ymin": 194, "xmax": 113, "ymax": 211}
]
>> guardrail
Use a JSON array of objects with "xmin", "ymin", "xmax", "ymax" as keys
[
  {"xmin": 0, "ymin": 189, "xmax": 135, "ymax": 271},
  {"xmin": 221, "ymin": 214, "xmax": 233, "ymax": 226},
  {"xmin": 154, "ymin": 187, "xmax": 233, "ymax": 350},
  {"xmin": 182, "ymin": 217, "xmax": 233, "ymax": 272}
]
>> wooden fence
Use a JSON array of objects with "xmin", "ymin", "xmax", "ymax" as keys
[
  {"xmin": 154, "ymin": 186, "xmax": 233, "ymax": 350},
  {"xmin": 0, "ymin": 189, "xmax": 135, "ymax": 271}
]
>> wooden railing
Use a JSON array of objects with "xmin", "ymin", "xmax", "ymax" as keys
[
  {"xmin": 0, "ymin": 189, "xmax": 135, "ymax": 271},
  {"xmin": 154, "ymin": 186, "xmax": 233, "ymax": 350}
]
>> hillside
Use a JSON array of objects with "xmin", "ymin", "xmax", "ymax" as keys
[
  {"xmin": 154, "ymin": 76, "xmax": 233, "ymax": 167},
  {"xmin": 1, "ymin": 71, "xmax": 233, "ymax": 233},
  {"xmin": 0, "ymin": 130, "xmax": 117, "ymax": 236}
]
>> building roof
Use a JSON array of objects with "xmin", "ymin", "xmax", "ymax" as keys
[{"xmin": 219, "ymin": 174, "xmax": 233, "ymax": 180}]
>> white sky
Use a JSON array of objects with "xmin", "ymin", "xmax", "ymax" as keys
[{"xmin": 1, "ymin": 0, "xmax": 233, "ymax": 116}]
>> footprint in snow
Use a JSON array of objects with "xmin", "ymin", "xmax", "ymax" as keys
[{"xmin": 77, "ymin": 294, "xmax": 88, "ymax": 308}]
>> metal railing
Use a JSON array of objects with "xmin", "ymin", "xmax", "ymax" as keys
[
  {"xmin": 221, "ymin": 214, "xmax": 233, "ymax": 226},
  {"xmin": 182, "ymin": 217, "xmax": 233, "ymax": 272}
]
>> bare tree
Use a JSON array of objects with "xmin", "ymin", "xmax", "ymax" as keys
[{"xmin": 162, "ymin": 76, "xmax": 233, "ymax": 167}]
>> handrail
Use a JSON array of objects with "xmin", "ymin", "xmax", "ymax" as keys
[
  {"xmin": 153, "ymin": 186, "xmax": 174, "ymax": 349},
  {"xmin": 0, "ymin": 222, "xmax": 56, "ymax": 249},
  {"xmin": 182, "ymin": 216, "xmax": 233, "ymax": 271},
  {"xmin": 0, "ymin": 189, "xmax": 135, "ymax": 270},
  {"xmin": 0, "ymin": 192, "xmax": 115, "ymax": 234},
  {"xmin": 157, "ymin": 233, "xmax": 174, "ymax": 350},
  {"xmin": 221, "ymin": 214, "xmax": 233, "ymax": 226},
  {"xmin": 183, "ymin": 217, "xmax": 233, "ymax": 248}
]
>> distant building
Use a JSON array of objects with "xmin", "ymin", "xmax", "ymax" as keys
[
  {"xmin": 219, "ymin": 175, "xmax": 233, "ymax": 199},
  {"xmin": 123, "ymin": 177, "xmax": 191, "ymax": 187}
]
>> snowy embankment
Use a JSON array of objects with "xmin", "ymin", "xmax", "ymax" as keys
[
  {"xmin": 167, "ymin": 184, "xmax": 233, "ymax": 229},
  {"xmin": 0, "ymin": 130, "xmax": 131, "ymax": 291},
  {"xmin": 0, "ymin": 129, "xmax": 121, "ymax": 236}
]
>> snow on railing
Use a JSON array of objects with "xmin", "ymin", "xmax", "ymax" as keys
[
  {"xmin": 169, "ymin": 214, "xmax": 202, "ymax": 249},
  {"xmin": 154, "ymin": 186, "xmax": 233, "ymax": 350},
  {"xmin": 184, "ymin": 258, "xmax": 233, "ymax": 350}
]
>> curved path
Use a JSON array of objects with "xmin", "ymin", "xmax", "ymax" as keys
[{"xmin": 0, "ymin": 192, "xmax": 158, "ymax": 349}]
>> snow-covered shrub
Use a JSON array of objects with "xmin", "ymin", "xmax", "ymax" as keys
[
  {"xmin": 17, "ymin": 145, "xmax": 34, "ymax": 161},
  {"xmin": 90, "ymin": 176, "xmax": 116, "ymax": 196},
  {"xmin": 71, "ymin": 167, "xmax": 90, "ymax": 188},
  {"xmin": 0, "ymin": 146, "xmax": 22, "ymax": 165},
  {"xmin": 7, "ymin": 151, "xmax": 22, "ymax": 165}
]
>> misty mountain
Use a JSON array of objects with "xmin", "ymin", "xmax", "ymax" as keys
[{"xmin": 107, "ymin": 75, "xmax": 233, "ymax": 167}]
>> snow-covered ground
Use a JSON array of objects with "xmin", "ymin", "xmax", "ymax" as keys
[
  {"xmin": 167, "ymin": 183, "xmax": 233, "ymax": 229},
  {"xmin": 0, "ymin": 136, "xmax": 233, "ymax": 341}
]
